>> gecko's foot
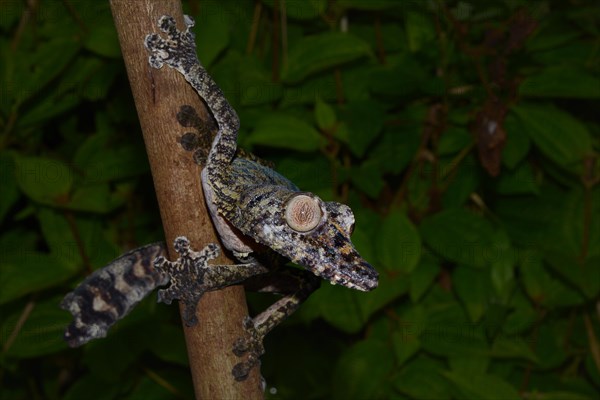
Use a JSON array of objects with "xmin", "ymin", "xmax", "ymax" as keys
[
  {"xmin": 231, "ymin": 317, "xmax": 265, "ymax": 381},
  {"xmin": 154, "ymin": 237, "xmax": 220, "ymax": 326},
  {"xmin": 144, "ymin": 15, "xmax": 198, "ymax": 71}
]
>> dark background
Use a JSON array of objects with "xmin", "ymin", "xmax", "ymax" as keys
[{"xmin": 0, "ymin": 0, "xmax": 599, "ymax": 399}]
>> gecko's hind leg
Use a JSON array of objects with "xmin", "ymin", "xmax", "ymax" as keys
[
  {"xmin": 154, "ymin": 236, "xmax": 269, "ymax": 325},
  {"xmin": 231, "ymin": 269, "xmax": 320, "ymax": 381}
]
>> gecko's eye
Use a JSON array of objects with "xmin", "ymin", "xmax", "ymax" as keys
[{"xmin": 285, "ymin": 194, "xmax": 322, "ymax": 232}]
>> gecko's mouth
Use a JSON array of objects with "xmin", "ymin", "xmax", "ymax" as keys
[{"xmin": 318, "ymin": 259, "xmax": 379, "ymax": 292}]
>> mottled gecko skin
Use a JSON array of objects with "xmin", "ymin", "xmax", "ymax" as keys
[
  {"xmin": 60, "ymin": 14, "xmax": 378, "ymax": 382},
  {"xmin": 60, "ymin": 243, "xmax": 166, "ymax": 347},
  {"xmin": 145, "ymin": 15, "xmax": 378, "ymax": 291}
]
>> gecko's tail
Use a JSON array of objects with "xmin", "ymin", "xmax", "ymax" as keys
[{"xmin": 60, "ymin": 243, "xmax": 167, "ymax": 347}]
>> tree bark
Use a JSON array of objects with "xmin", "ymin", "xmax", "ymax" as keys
[{"xmin": 109, "ymin": 1, "xmax": 263, "ymax": 398}]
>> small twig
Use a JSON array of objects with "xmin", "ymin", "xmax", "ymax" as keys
[
  {"xmin": 142, "ymin": 367, "xmax": 188, "ymax": 399},
  {"xmin": 62, "ymin": 0, "xmax": 87, "ymax": 33},
  {"xmin": 280, "ymin": 0, "xmax": 288, "ymax": 67},
  {"xmin": 271, "ymin": 0, "xmax": 280, "ymax": 82},
  {"xmin": 374, "ymin": 15, "xmax": 386, "ymax": 64},
  {"xmin": 584, "ymin": 313, "xmax": 600, "ymax": 376},
  {"xmin": 64, "ymin": 211, "xmax": 93, "ymax": 274},
  {"xmin": 10, "ymin": 0, "xmax": 38, "ymax": 51},
  {"xmin": 246, "ymin": 0, "xmax": 262, "ymax": 55},
  {"xmin": 2, "ymin": 301, "xmax": 35, "ymax": 354}
]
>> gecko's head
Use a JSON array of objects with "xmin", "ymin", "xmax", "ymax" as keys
[{"xmin": 245, "ymin": 191, "xmax": 379, "ymax": 291}]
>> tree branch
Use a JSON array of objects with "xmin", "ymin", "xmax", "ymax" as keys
[{"xmin": 109, "ymin": 1, "xmax": 263, "ymax": 398}]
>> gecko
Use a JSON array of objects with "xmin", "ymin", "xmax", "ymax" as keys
[{"xmin": 61, "ymin": 15, "xmax": 378, "ymax": 381}]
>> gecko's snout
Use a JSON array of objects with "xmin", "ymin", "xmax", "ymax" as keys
[{"xmin": 323, "ymin": 257, "xmax": 379, "ymax": 292}]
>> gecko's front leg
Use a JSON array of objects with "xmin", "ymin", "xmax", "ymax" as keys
[{"xmin": 155, "ymin": 237, "xmax": 268, "ymax": 325}]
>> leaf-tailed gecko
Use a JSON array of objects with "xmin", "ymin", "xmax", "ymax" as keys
[{"xmin": 61, "ymin": 15, "xmax": 378, "ymax": 381}]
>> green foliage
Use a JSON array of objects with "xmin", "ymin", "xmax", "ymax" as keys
[{"xmin": 1, "ymin": 1, "xmax": 599, "ymax": 399}]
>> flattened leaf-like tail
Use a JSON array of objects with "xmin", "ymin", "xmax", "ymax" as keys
[{"xmin": 60, "ymin": 243, "xmax": 167, "ymax": 347}]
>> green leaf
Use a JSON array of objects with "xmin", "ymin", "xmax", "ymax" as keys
[
  {"xmin": 248, "ymin": 113, "xmax": 325, "ymax": 151},
  {"xmin": 441, "ymin": 156, "xmax": 480, "ymax": 208},
  {"xmin": 489, "ymin": 231, "xmax": 515, "ymax": 303},
  {"xmin": 338, "ymin": 0, "xmax": 401, "ymax": 10},
  {"xmin": 262, "ymin": 0, "xmax": 326, "ymax": 20},
  {"xmin": 63, "ymin": 374, "xmax": 121, "ymax": 400},
  {"xmin": 79, "ymin": 143, "xmax": 150, "ymax": 184},
  {"xmin": 405, "ymin": 11, "xmax": 436, "ymax": 52},
  {"xmin": 124, "ymin": 376, "xmax": 176, "ymax": 400},
  {"xmin": 196, "ymin": 3, "xmax": 231, "ymax": 67},
  {"xmin": 421, "ymin": 303, "xmax": 489, "ymax": 358},
  {"xmin": 275, "ymin": 155, "xmax": 331, "ymax": 192},
  {"xmin": 147, "ymin": 325, "xmax": 188, "ymax": 366},
  {"xmin": 358, "ymin": 271, "xmax": 409, "ymax": 321},
  {"xmin": 0, "ymin": 0, "xmax": 23, "ymax": 30},
  {"xmin": 341, "ymin": 100, "xmax": 386, "ymax": 157},
  {"xmin": 315, "ymin": 270, "xmax": 407, "ymax": 334},
  {"xmin": 0, "ymin": 252, "xmax": 76, "ymax": 304},
  {"xmin": 280, "ymin": 74, "xmax": 338, "ymax": 107},
  {"xmin": 349, "ymin": 161, "xmax": 386, "ymax": 198},
  {"xmin": 238, "ymin": 60, "xmax": 283, "ymax": 106},
  {"xmin": 489, "ymin": 336, "xmax": 538, "ymax": 363},
  {"xmin": 504, "ymin": 291, "xmax": 536, "ymax": 334},
  {"xmin": 519, "ymin": 67, "xmax": 600, "ymax": 98},
  {"xmin": 409, "ymin": 256, "xmax": 440, "ymax": 302},
  {"xmin": 312, "ymin": 285, "xmax": 369, "ymax": 334},
  {"xmin": 420, "ymin": 208, "xmax": 496, "ymax": 268},
  {"xmin": 314, "ymin": 97, "xmax": 336, "ymax": 131},
  {"xmin": 534, "ymin": 322, "xmax": 569, "ymax": 369},
  {"xmin": 392, "ymin": 332, "xmax": 420, "ymax": 367},
  {"xmin": 282, "ymin": 32, "xmax": 371, "ymax": 83},
  {"xmin": 376, "ymin": 211, "xmax": 421, "ymax": 273},
  {"xmin": 84, "ymin": 21, "xmax": 120, "ymax": 58},
  {"xmin": 369, "ymin": 55, "xmax": 428, "ymax": 98},
  {"xmin": 15, "ymin": 38, "xmax": 80, "ymax": 104},
  {"xmin": 395, "ymin": 356, "xmax": 452, "ymax": 399},
  {"xmin": 443, "ymin": 371, "xmax": 521, "ymax": 400},
  {"xmin": 332, "ymin": 339, "xmax": 393, "ymax": 400},
  {"xmin": 496, "ymin": 162, "xmax": 539, "ymax": 195},
  {"xmin": 14, "ymin": 156, "xmax": 74, "ymax": 205},
  {"xmin": 0, "ymin": 152, "xmax": 20, "ymax": 223},
  {"xmin": 80, "ymin": 62, "xmax": 119, "ymax": 101},
  {"xmin": 67, "ymin": 184, "xmax": 119, "ymax": 213},
  {"xmin": 522, "ymin": 392, "xmax": 595, "ymax": 400},
  {"xmin": 36, "ymin": 207, "xmax": 81, "ymax": 268},
  {"xmin": 503, "ymin": 113, "xmax": 531, "ymax": 169},
  {"xmin": 519, "ymin": 250, "xmax": 585, "ymax": 307},
  {"xmin": 392, "ymin": 305, "xmax": 426, "ymax": 366},
  {"xmin": 449, "ymin": 356, "xmax": 489, "ymax": 376},
  {"xmin": 453, "ymin": 265, "xmax": 488, "ymax": 323},
  {"xmin": 1, "ymin": 297, "xmax": 71, "ymax": 357},
  {"xmin": 439, "ymin": 127, "xmax": 472, "ymax": 156},
  {"xmin": 511, "ymin": 104, "xmax": 592, "ymax": 171},
  {"xmin": 370, "ymin": 126, "xmax": 420, "ymax": 175},
  {"xmin": 545, "ymin": 253, "xmax": 600, "ymax": 300}
]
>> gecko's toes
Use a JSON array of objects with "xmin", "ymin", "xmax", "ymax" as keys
[
  {"xmin": 158, "ymin": 15, "xmax": 177, "ymax": 33},
  {"xmin": 173, "ymin": 236, "xmax": 191, "ymax": 254},
  {"xmin": 148, "ymin": 55, "xmax": 163, "ymax": 69},
  {"xmin": 231, "ymin": 317, "xmax": 265, "ymax": 380},
  {"xmin": 232, "ymin": 359, "xmax": 259, "ymax": 382},
  {"xmin": 199, "ymin": 243, "xmax": 220, "ymax": 259},
  {"xmin": 144, "ymin": 33, "xmax": 160, "ymax": 50},
  {"xmin": 183, "ymin": 14, "xmax": 195, "ymax": 29}
]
